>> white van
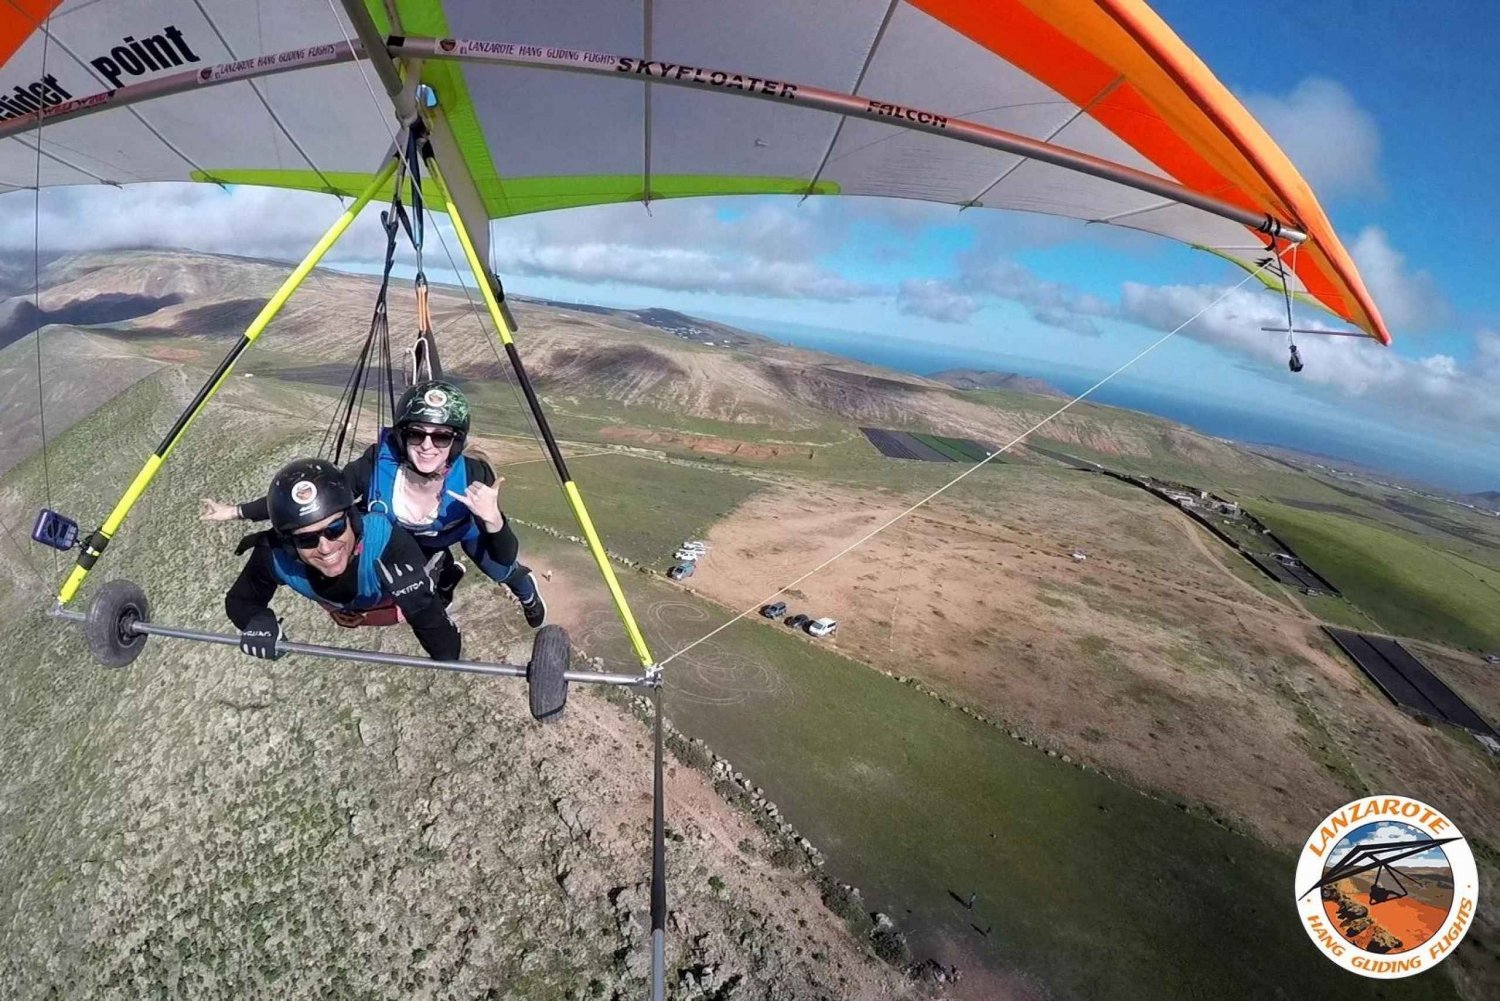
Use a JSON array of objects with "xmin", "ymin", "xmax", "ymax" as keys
[{"xmin": 806, "ymin": 618, "xmax": 838, "ymax": 638}]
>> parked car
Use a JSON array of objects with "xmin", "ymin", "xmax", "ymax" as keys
[
  {"xmin": 667, "ymin": 563, "xmax": 695, "ymax": 581},
  {"xmin": 806, "ymin": 618, "xmax": 838, "ymax": 638},
  {"xmin": 760, "ymin": 601, "xmax": 787, "ymax": 620},
  {"xmin": 784, "ymin": 613, "xmax": 809, "ymax": 630},
  {"xmin": 674, "ymin": 548, "xmax": 703, "ymax": 562},
  {"xmin": 680, "ymin": 540, "xmax": 710, "ymax": 552}
]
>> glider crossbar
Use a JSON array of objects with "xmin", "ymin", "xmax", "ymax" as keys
[
  {"xmin": 48, "ymin": 606, "xmax": 650, "ymax": 686},
  {"xmin": 0, "ymin": 41, "xmax": 362, "ymax": 144},
  {"xmin": 392, "ymin": 35, "xmax": 1308, "ymax": 245},
  {"xmin": 421, "ymin": 149, "xmax": 657, "ymax": 671},
  {"xmin": 55, "ymin": 157, "xmax": 399, "ymax": 605},
  {"xmin": 1259, "ymin": 326, "xmax": 1365, "ymax": 338}
]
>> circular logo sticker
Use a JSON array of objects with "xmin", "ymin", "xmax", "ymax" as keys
[
  {"xmin": 423, "ymin": 388, "xmax": 449, "ymax": 409},
  {"xmin": 290, "ymin": 480, "xmax": 318, "ymax": 506},
  {"xmin": 1296, "ymin": 796, "xmax": 1477, "ymax": 978}
]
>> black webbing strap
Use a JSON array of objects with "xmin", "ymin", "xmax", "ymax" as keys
[{"xmin": 323, "ymin": 190, "xmax": 405, "ymax": 465}]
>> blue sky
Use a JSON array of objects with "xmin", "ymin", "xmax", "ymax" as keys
[
  {"xmin": 457, "ymin": 2, "xmax": 1500, "ymax": 488},
  {"xmin": 6, "ymin": 2, "xmax": 1497, "ymax": 489},
  {"xmin": 1326, "ymin": 822, "xmax": 1452, "ymax": 871}
]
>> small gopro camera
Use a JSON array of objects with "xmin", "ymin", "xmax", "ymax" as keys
[{"xmin": 31, "ymin": 509, "xmax": 79, "ymax": 551}]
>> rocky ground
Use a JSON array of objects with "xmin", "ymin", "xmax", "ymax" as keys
[{"xmin": 0, "ymin": 372, "xmax": 928, "ymax": 1000}]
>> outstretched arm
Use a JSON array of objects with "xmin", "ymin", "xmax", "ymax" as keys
[
  {"xmin": 201, "ymin": 497, "xmax": 264, "ymax": 522},
  {"xmin": 204, "ymin": 446, "xmax": 373, "ymax": 523}
]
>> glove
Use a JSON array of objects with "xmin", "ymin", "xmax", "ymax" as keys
[
  {"xmin": 239, "ymin": 608, "xmax": 284, "ymax": 660},
  {"xmin": 378, "ymin": 556, "xmax": 433, "ymax": 604}
]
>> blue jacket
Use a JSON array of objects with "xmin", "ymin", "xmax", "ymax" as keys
[{"xmin": 366, "ymin": 431, "xmax": 473, "ymax": 549}]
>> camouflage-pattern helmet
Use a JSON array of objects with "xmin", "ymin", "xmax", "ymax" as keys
[{"xmin": 394, "ymin": 380, "xmax": 470, "ymax": 457}]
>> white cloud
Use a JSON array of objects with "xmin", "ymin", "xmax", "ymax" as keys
[
  {"xmin": 1241, "ymin": 77, "xmax": 1382, "ymax": 199},
  {"xmin": 952, "ymin": 258, "xmax": 1118, "ymax": 336},
  {"xmin": 1327, "ymin": 822, "xmax": 1449, "ymax": 869},
  {"xmin": 490, "ymin": 199, "xmax": 873, "ymax": 301},
  {"xmin": 1118, "ymin": 280, "xmax": 1500, "ymax": 431},
  {"xmin": 1475, "ymin": 330, "xmax": 1500, "ymax": 380},
  {"xmin": 1421, "ymin": 354, "xmax": 1458, "ymax": 377},
  {"xmin": 500, "ymin": 239, "xmax": 872, "ymax": 301},
  {"xmin": 1349, "ymin": 226, "xmax": 1449, "ymax": 332},
  {"xmin": 897, "ymin": 279, "xmax": 979, "ymax": 323},
  {"xmin": 1, "ymin": 184, "xmax": 396, "ymax": 265},
  {"xmin": 0, "ymin": 184, "xmax": 878, "ymax": 303}
]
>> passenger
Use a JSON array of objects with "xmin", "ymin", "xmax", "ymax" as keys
[
  {"xmin": 226, "ymin": 458, "xmax": 461, "ymax": 661},
  {"xmin": 202, "ymin": 380, "xmax": 545, "ymax": 626}
]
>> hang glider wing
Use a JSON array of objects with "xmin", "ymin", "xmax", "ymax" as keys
[{"xmin": 0, "ymin": 1, "xmax": 1389, "ymax": 343}]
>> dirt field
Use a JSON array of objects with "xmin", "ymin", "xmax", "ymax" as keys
[
  {"xmin": 681, "ymin": 472, "xmax": 1500, "ymax": 855},
  {"xmin": 600, "ymin": 425, "xmax": 811, "ymax": 460}
]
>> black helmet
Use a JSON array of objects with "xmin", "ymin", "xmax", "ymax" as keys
[{"xmin": 267, "ymin": 457, "xmax": 355, "ymax": 535}]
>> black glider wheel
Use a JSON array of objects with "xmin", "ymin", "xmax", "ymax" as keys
[
  {"xmin": 528, "ymin": 624, "xmax": 570, "ymax": 723},
  {"xmin": 84, "ymin": 579, "xmax": 151, "ymax": 669}
]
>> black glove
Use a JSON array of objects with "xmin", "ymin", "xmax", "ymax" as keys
[
  {"xmin": 239, "ymin": 608, "xmax": 284, "ymax": 660},
  {"xmin": 378, "ymin": 556, "xmax": 434, "ymax": 604}
]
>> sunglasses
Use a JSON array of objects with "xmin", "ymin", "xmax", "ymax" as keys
[
  {"xmin": 286, "ymin": 515, "xmax": 350, "ymax": 549},
  {"xmin": 403, "ymin": 428, "xmax": 458, "ymax": 449}
]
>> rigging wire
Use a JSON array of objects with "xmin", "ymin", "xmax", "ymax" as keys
[
  {"xmin": 658, "ymin": 258, "xmax": 1282, "ymax": 669},
  {"xmin": 30, "ymin": 11, "xmax": 57, "ymax": 576},
  {"xmin": 0, "ymin": 509, "xmax": 49, "ymax": 589},
  {"xmin": 322, "ymin": 0, "xmax": 550, "ymax": 463}
]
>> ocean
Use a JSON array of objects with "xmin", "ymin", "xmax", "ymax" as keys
[{"xmin": 703, "ymin": 314, "xmax": 1497, "ymax": 494}]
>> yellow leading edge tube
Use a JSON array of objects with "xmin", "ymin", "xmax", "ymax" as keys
[
  {"xmin": 424, "ymin": 155, "xmax": 655, "ymax": 669},
  {"xmin": 56, "ymin": 158, "xmax": 401, "ymax": 605}
]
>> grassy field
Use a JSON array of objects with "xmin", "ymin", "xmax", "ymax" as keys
[
  {"xmin": 1253, "ymin": 499, "xmax": 1500, "ymax": 651},
  {"xmin": 549, "ymin": 555, "xmax": 1463, "ymax": 1001},
  {"xmin": 495, "ymin": 451, "xmax": 766, "ymax": 567},
  {"xmin": 6, "ymin": 288, "xmax": 1496, "ymax": 998}
]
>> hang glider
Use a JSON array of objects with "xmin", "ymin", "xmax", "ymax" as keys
[
  {"xmin": 0, "ymin": 0, "xmax": 1389, "ymax": 343},
  {"xmin": 2, "ymin": 7, "xmax": 1397, "ymax": 1000}
]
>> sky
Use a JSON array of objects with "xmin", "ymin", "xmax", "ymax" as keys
[
  {"xmin": 3, "ymin": 1, "xmax": 1498, "ymax": 490},
  {"xmin": 1326, "ymin": 822, "xmax": 1451, "ymax": 871}
]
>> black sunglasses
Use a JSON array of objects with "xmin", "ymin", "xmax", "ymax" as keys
[
  {"xmin": 403, "ymin": 427, "xmax": 458, "ymax": 448},
  {"xmin": 286, "ymin": 515, "xmax": 350, "ymax": 549}
]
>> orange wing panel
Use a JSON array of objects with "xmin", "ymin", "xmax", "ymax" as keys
[{"xmin": 911, "ymin": 0, "xmax": 1389, "ymax": 344}]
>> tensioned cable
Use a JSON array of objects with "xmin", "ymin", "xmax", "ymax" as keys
[
  {"xmin": 324, "ymin": 0, "xmax": 392, "ymax": 145},
  {"xmin": 30, "ymin": 11, "xmax": 57, "ymax": 575},
  {"xmin": 658, "ymin": 258, "xmax": 1281, "ymax": 668},
  {"xmin": 0, "ymin": 509, "xmax": 49, "ymax": 588}
]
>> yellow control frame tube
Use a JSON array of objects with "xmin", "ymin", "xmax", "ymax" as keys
[
  {"xmin": 57, "ymin": 158, "xmax": 399, "ymax": 604},
  {"xmin": 426, "ymin": 155, "xmax": 655, "ymax": 668}
]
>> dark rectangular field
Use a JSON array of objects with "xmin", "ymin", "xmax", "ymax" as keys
[
  {"xmin": 1249, "ymin": 554, "xmax": 1340, "ymax": 594},
  {"xmin": 1324, "ymin": 627, "xmax": 1499, "ymax": 738},
  {"xmin": 1021, "ymin": 443, "xmax": 1100, "ymax": 470},
  {"xmin": 861, "ymin": 427, "xmax": 997, "ymax": 463}
]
